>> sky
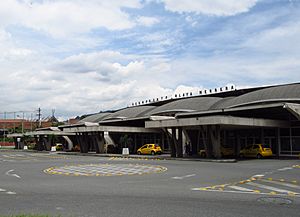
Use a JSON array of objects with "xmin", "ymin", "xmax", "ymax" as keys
[{"xmin": 0, "ymin": 0, "xmax": 300, "ymax": 120}]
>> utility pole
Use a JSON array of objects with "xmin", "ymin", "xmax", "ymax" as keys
[
  {"xmin": 3, "ymin": 112, "xmax": 6, "ymax": 144},
  {"xmin": 37, "ymin": 107, "xmax": 41, "ymax": 128}
]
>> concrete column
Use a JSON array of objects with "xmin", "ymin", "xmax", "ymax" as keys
[
  {"xmin": 79, "ymin": 133, "xmax": 89, "ymax": 153},
  {"xmin": 210, "ymin": 125, "xmax": 221, "ymax": 159},
  {"xmin": 235, "ymin": 131, "xmax": 241, "ymax": 158},
  {"xmin": 94, "ymin": 132, "xmax": 105, "ymax": 153},
  {"xmin": 276, "ymin": 128, "xmax": 281, "ymax": 158},
  {"xmin": 171, "ymin": 128, "xmax": 177, "ymax": 157},
  {"xmin": 177, "ymin": 127, "xmax": 183, "ymax": 158}
]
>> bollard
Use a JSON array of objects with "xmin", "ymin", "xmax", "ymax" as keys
[{"xmin": 122, "ymin": 148, "xmax": 129, "ymax": 156}]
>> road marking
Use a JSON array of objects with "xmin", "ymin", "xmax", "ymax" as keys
[
  {"xmin": 260, "ymin": 179, "xmax": 300, "ymax": 190},
  {"xmin": 252, "ymin": 174, "xmax": 264, "ymax": 178},
  {"xmin": 191, "ymin": 188, "xmax": 300, "ymax": 197},
  {"xmin": 172, "ymin": 174, "xmax": 196, "ymax": 180},
  {"xmin": 0, "ymin": 188, "xmax": 6, "ymax": 192},
  {"xmin": 6, "ymin": 191, "xmax": 17, "ymax": 195},
  {"xmin": 45, "ymin": 163, "xmax": 167, "ymax": 176},
  {"xmin": 5, "ymin": 169, "xmax": 21, "ymax": 179},
  {"xmin": 278, "ymin": 167, "xmax": 293, "ymax": 171},
  {"xmin": 228, "ymin": 185, "xmax": 254, "ymax": 192},
  {"xmin": 246, "ymin": 182, "xmax": 298, "ymax": 194}
]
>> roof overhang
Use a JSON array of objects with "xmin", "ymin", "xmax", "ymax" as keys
[
  {"xmin": 145, "ymin": 115, "xmax": 290, "ymax": 128},
  {"xmin": 176, "ymin": 102, "xmax": 287, "ymax": 118},
  {"xmin": 62, "ymin": 125, "xmax": 161, "ymax": 133},
  {"xmin": 283, "ymin": 103, "xmax": 300, "ymax": 120},
  {"xmin": 6, "ymin": 133, "xmax": 24, "ymax": 138},
  {"xmin": 25, "ymin": 131, "xmax": 76, "ymax": 136}
]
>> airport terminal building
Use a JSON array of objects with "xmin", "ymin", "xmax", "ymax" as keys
[{"xmin": 18, "ymin": 83, "xmax": 300, "ymax": 158}]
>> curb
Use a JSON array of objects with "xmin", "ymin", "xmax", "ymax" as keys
[{"xmin": 56, "ymin": 152, "xmax": 237, "ymax": 163}]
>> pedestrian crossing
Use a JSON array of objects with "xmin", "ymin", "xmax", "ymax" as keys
[{"xmin": 192, "ymin": 176, "xmax": 300, "ymax": 197}]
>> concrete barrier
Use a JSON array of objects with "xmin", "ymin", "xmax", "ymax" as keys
[
  {"xmin": 51, "ymin": 146, "xmax": 56, "ymax": 152},
  {"xmin": 23, "ymin": 146, "xmax": 28, "ymax": 150}
]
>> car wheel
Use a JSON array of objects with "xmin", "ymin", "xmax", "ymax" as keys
[
  {"xmin": 137, "ymin": 151, "xmax": 141, "ymax": 155},
  {"xmin": 151, "ymin": 151, "xmax": 155, "ymax": 155},
  {"xmin": 256, "ymin": 154, "xmax": 262, "ymax": 159}
]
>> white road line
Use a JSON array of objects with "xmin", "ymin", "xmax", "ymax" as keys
[
  {"xmin": 0, "ymin": 188, "xmax": 6, "ymax": 192},
  {"xmin": 5, "ymin": 169, "xmax": 21, "ymax": 179},
  {"xmin": 246, "ymin": 182, "xmax": 298, "ymax": 194},
  {"xmin": 172, "ymin": 174, "xmax": 196, "ymax": 180},
  {"xmin": 191, "ymin": 188, "xmax": 300, "ymax": 197},
  {"xmin": 260, "ymin": 179, "xmax": 300, "ymax": 190},
  {"xmin": 228, "ymin": 185, "xmax": 254, "ymax": 192},
  {"xmin": 278, "ymin": 167, "xmax": 293, "ymax": 171},
  {"xmin": 252, "ymin": 174, "xmax": 265, "ymax": 178},
  {"xmin": 6, "ymin": 191, "xmax": 16, "ymax": 195}
]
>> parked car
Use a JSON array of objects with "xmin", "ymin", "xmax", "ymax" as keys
[
  {"xmin": 239, "ymin": 144, "xmax": 273, "ymax": 159},
  {"xmin": 137, "ymin": 144, "xmax": 162, "ymax": 155},
  {"xmin": 55, "ymin": 143, "xmax": 63, "ymax": 151},
  {"xmin": 199, "ymin": 146, "xmax": 234, "ymax": 158}
]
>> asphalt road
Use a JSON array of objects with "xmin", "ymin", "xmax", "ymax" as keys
[{"xmin": 0, "ymin": 150, "xmax": 299, "ymax": 217}]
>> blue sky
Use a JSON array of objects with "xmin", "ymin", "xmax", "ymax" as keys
[{"xmin": 0, "ymin": 0, "xmax": 300, "ymax": 120}]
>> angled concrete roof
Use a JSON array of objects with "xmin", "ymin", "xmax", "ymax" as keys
[
  {"xmin": 79, "ymin": 112, "xmax": 112, "ymax": 123},
  {"xmin": 102, "ymin": 106, "xmax": 156, "ymax": 121},
  {"xmin": 145, "ymin": 97, "xmax": 222, "ymax": 116},
  {"xmin": 214, "ymin": 83, "xmax": 300, "ymax": 109}
]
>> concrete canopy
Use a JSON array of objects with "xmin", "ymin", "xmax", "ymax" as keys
[{"xmin": 145, "ymin": 115, "xmax": 290, "ymax": 129}]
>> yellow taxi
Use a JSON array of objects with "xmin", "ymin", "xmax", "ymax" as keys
[
  {"xmin": 137, "ymin": 144, "xmax": 162, "ymax": 155},
  {"xmin": 199, "ymin": 146, "xmax": 234, "ymax": 158},
  {"xmin": 55, "ymin": 143, "xmax": 63, "ymax": 151},
  {"xmin": 239, "ymin": 144, "xmax": 273, "ymax": 159}
]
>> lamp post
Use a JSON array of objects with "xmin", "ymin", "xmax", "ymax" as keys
[{"xmin": 17, "ymin": 137, "xmax": 21, "ymax": 150}]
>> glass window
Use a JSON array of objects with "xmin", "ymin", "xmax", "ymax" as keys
[
  {"xmin": 280, "ymin": 128, "xmax": 290, "ymax": 137},
  {"xmin": 280, "ymin": 138, "xmax": 291, "ymax": 151},
  {"xmin": 291, "ymin": 138, "xmax": 300, "ymax": 151},
  {"xmin": 292, "ymin": 128, "xmax": 300, "ymax": 136},
  {"xmin": 264, "ymin": 129, "xmax": 275, "ymax": 137}
]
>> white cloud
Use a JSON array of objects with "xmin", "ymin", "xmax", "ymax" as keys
[
  {"xmin": 136, "ymin": 16, "xmax": 160, "ymax": 26},
  {"xmin": 160, "ymin": 0, "xmax": 258, "ymax": 16},
  {"xmin": 0, "ymin": 0, "xmax": 142, "ymax": 37},
  {"xmin": 242, "ymin": 21, "xmax": 300, "ymax": 55}
]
